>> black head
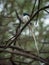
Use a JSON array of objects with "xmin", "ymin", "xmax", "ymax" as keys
[
  {"xmin": 23, "ymin": 13, "xmax": 30, "ymax": 16},
  {"xmin": 23, "ymin": 13, "xmax": 32, "ymax": 25}
]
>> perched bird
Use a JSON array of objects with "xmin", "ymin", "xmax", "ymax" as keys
[{"xmin": 22, "ymin": 13, "xmax": 39, "ymax": 55}]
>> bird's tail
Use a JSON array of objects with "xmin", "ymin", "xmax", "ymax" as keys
[{"xmin": 28, "ymin": 25, "xmax": 39, "ymax": 55}]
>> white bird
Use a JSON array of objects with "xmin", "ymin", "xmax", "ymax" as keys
[{"xmin": 22, "ymin": 13, "xmax": 39, "ymax": 55}]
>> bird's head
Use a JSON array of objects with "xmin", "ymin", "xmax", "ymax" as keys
[
  {"xmin": 22, "ymin": 13, "xmax": 30, "ymax": 23},
  {"xmin": 22, "ymin": 13, "xmax": 32, "ymax": 25},
  {"xmin": 23, "ymin": 13, "xmax": 30, "ymax": 16}
]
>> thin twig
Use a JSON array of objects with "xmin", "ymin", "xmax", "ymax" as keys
[
  {"xmin": 44, "ymin": 9, "xmax": 49, "ymax": 14},
  {"xmin": 30, "ymin": 0, "xmax": 37, "ymax": 16}
]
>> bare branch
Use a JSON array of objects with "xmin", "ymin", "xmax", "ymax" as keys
[
  {"xmin": 6, "ymin": 5, "xmax": 49, "ymax": 46},
  {"xmin": 30, "ymin": 0, "xmax": 37, "ymax": 16},
  {"xmin": 36, "ymin": 0, "xmax": 41, "ymax": 24},
  {"xmin": 0, "ymin": 48, "xmax": 49, "ymax": 64},
  {"xmin": 44, "ymin": 9, "xmax": 49, "ymax": 14}
]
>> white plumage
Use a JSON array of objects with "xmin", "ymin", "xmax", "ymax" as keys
[
  {"xmin": 22, "ymin": 15, "xmax": 30, "ymax": 23},
  {"xmin": 22, "ymin": 13, "xmax": 39, "ymax": 56}
]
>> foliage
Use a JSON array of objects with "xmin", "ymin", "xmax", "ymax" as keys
[{"xmin": 0, "ymin": 0, "xmax": 49, "ymax": 65}]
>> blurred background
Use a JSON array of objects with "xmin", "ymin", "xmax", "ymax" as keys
[{"xmin": 0, "ymin": 0, "xmax": 49, "ymax": 65}]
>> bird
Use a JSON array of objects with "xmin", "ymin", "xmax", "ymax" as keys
[{"xmin": 22, "ymin": 13, "xmax": 39, "ymax": 55}]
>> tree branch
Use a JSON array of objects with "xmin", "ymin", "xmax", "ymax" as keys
[
  {"xmin": 6, "ymin": 5, "xmax": 49, "ymax": 46},
  {"xmin": 30, "ymin": 0, "xmax": 37, "ymax": 16},
  {"xmin": 0, "ymin": 48, "xmax": 49, "ymax": 64}
]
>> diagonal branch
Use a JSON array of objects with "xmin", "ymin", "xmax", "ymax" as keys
[
  {"xmin": 44, "ymin": 9, "xmax": 49, "ymax": 14},
  {"xmin": 36, "ymin": 0, "xmax": 41, "ymax": 24},
  {"xmin": 0, "ymin": 47, "xmax": 49, "ymax": 64},
  {"xmin": 6, "ymin": 5, "xmax": 49, "ymax": 46},
  {"xmin": 6, "ymin": 9, "xmax": 22, "ymax": 46}
]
